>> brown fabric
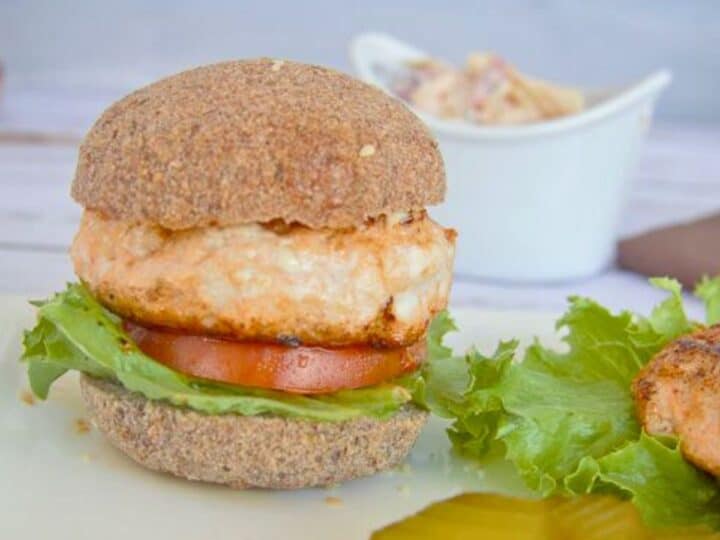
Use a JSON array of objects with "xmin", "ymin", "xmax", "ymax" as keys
[
  {"xmin": 617, "ymin": 213, "xmax": 720, "ymax": 288},
  {"xmin": 72, "ymin": 59, "xmax": 445, "ymax": 230}
]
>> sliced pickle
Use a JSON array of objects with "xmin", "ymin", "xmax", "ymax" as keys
[{"xmin": 372, "ymin": 493, "xmax": 720, "ymax": 540}]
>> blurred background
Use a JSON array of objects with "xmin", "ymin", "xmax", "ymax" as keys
[
  {"xmin": 0, "ymin": 1, "xmax": 717, "ymax": 314},
  {"xmin": 2, "ymin": 0, "xmax": 718, "ymax": 123}
]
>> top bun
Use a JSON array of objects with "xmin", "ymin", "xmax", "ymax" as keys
[{"xmin": 72, "ymin": 59, "xmax": 445, "ymax": 230}]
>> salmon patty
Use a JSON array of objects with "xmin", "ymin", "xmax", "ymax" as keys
[
  {"xmin": 71, "ymin": 210, "xmax": 456, "ymax": 346},
  {"xmin": 632, "ymin": 324, "xmax": 720, "ymax": 477}
]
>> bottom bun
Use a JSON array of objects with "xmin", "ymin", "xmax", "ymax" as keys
[{"xmin": 80, "ymin": 375, "xmax": 428, "ymax": 489}]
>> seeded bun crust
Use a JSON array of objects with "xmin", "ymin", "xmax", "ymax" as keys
[
  {"xmin": 80, "ymin": 375, "xmax": 428, "ymax": 489},
  {"xmin": 72, "ymin": 59, "xmax": 445, "ymax": 230}
]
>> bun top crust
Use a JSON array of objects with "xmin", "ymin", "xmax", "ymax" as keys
[{"xmin": 71, "ymin": 59, "xmax": 445, "ymax": 230}]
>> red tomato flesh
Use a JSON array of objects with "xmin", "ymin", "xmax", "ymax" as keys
[{"xmin": 124, "ymin": 321, "xmax": 422, "ymax": 394}]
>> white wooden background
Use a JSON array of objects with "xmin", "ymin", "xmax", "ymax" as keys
[
  {"xmin": 3, "ymin": 1, "xmax": 719, "ymax": 123},
  {"xmin": 0, "ymin": 89, "xmax": 718, "ymax": 318}
]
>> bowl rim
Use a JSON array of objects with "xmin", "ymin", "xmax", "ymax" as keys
[{"xmin": 350, "ymin": 32, "xmax": 672, "ymax": 140}]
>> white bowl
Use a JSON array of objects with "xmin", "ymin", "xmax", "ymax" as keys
[{"xmin": 350, "ymin": 33, "xmax": 671, "ymax": 282}]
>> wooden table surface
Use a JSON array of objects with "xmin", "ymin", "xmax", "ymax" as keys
[{"xmin": 1, "ymin": 90, "xmax": 718, "ymax": 318}]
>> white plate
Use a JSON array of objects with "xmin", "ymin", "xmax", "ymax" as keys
[{"xmin": 0, "ymin": 299, "xmax": 559, "ymax": 539}]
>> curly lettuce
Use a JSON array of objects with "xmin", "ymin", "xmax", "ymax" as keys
[
  {"xmin": 418, "ymin": 277, "xmax": 720, "ymax": 530},
  {"xmin": 21, "ymin": 283, "xmax": 419, "ymax": 422}
]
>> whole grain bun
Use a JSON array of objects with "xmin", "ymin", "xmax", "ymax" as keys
[
  {"xmin": 80, "ymin": 375, "xmax": 428, "ymax": 489},
  {"xmin": 72, "ymin": 59, "xmax": 445, "ymax": 230}
]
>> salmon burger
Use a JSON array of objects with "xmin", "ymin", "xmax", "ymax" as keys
[{"xmin": 22, "ymin": 59, "xmax": 456, "ymax": 489}]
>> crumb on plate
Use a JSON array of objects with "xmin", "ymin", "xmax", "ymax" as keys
[
  {"xmin": 19, "ymin": 390, "xmax": 35, "ymax": 406},
  {"xmin": 74, "ymin": 418, "xmax": 91, "ymax": 434}
]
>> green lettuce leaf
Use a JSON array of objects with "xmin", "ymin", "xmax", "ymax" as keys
[
  {"xmin": 695, "ymin": 275, "xmax": 720, "ymax": 325},
  {"xmin": 21, "ymin": 283, "xmax": 420, "ymax": 422},
  {"xmin": 422, "ymin": 277, "xmax": 720, "ymax": 530},
  {"xmin": 411, "ymin": 312, "xmax": 468, "ymax": 418},
  {"xmin": 573, "ymin": 434, "xmax": 720, "ymax": 530}
]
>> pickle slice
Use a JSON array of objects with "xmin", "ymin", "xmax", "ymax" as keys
[{"xmin": 372, "ymin": 493, "xmax": 720, "ymax": 540}]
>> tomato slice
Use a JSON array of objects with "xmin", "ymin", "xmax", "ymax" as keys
[{"xmin": 124, "ymin": 321, "xmax": 423, "ymax": 394}]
